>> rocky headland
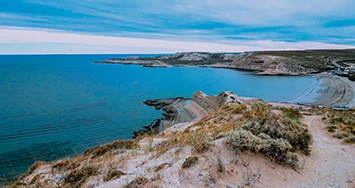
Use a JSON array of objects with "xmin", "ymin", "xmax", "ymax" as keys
[
  {"xmin": 96, "ymin": 49, "xmax": 355, "ymax": 76},
  {"xmin": 10, "ymin": 91, "xmax": 355, "ymax": 188},
  {"xmin": 7, "ymin": 49, "xmax": 355, "ymax": 188}
]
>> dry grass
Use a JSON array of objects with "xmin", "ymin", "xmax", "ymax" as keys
[
  {"xmin": 64, "ymin": 166, "xmax": 98, "ymax": 187},
  {"xmin": 84, "ymin": 140, "xmax": 139, "ymax": 159},
  {"xmin": 182, "ymin": 156, "xmax": 199, "ymax": 169},
  {"xmin": 124, "ymin": 177, "xmax": 149, "ymax": 188},
  {"xmin": 104, "ymin": 169, "xmax": 126, "ymax": 182}
]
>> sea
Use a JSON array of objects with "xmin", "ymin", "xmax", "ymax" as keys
[{"xmin": 0, "ymin": 54, "xmax": 321, "ymax": 182}]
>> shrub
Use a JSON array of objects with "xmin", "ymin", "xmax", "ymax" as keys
[
  {"xmin": 332, "ymin": 132, "xmax": 351, "ymax": 139},
  {"xmin": 124, "ymin": 177, "xmax": 149, "ymax": 188},
  {"xmin": 155, "ymin": 163, "xmax": 168, "ymax": 172},
  {"xmin": 327, "ymin": 125, "xmax": 338, "ymax": 133},
  {"xmin": 242, "ymin": 117, "xmax": 312, "ymax": 155},
  {"xmin": 344, "ymin": 135, "xmax": 355, "ymax": 143},
  {"xmin": 104, "ymin": 169, "xmax": 126, "ymax": 182},
  {"xmin": 182, "ymin": 156, "xmax": 199, "ymax": 169},
  {"xmin": 216, "ymin": 157, "xmax": 225, "ymax": 172},
  {"xmin": 282, "ymin": 108, "xmax": 302, "ymax": 120},
  {"xmin": 64, "ymin": 166, "xmax": 98, "ymax": 187},
  {"xmin": 225, "ymin": 130, "xmax": 262, "ymax": 153}
]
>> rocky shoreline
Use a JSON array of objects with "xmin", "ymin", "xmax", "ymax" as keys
[{"xmin": 133, "ymin": 97, "xmax": 195, "ymax": 138}]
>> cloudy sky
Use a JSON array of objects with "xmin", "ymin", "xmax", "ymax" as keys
[{"xmin": 0, "ymin": 0, "xmax": 354, "ymax": 54}]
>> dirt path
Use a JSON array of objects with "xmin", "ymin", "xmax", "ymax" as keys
[{"xmin": 289, "ymin": 115, "xmax": 355, "ymax": 187}]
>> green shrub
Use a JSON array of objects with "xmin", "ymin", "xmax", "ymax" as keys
[
  {"xmin": 327, "ymin": 125, "xmax": 338, "ymax": 133},
  {"xmin": 282, "ymin": 108, "xmax": 302, "ymax": 120},
  {"xmin": 242, "ymin": 117, "xmax": 312, "ymax": 155},
  {"xmin": 225, "ymin": 130, "xmax": 262, "ymax": 153}
]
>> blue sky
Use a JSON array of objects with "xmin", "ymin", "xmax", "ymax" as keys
[{"xmin": 0, "ymin": 0, "xmax": 354, "ymax": 54}]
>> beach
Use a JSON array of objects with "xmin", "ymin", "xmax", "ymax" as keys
[{"xmin": 302, "ymin": 74, "xmax": 355, "ymax": 108}]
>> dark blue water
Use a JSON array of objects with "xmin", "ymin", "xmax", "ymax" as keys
[{"xmin": 0, "ymin": 54, "xmax": 319, "ymax": 182}]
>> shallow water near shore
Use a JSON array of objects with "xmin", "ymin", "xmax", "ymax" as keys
[{"xmin": 0, "ymin": 54, "xmax": 320, "ymax": 182}]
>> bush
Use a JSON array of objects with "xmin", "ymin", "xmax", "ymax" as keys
[
  {"xmin": 225, "ymin": 130, "xmax": 262, "ymax": 153},
  {"xmin": 242, "ymin": 117, "xmax": 312, "ymax": 155},
  {"xmin": 282, "ymin": 108, "xmax": 302, "ymax": 120},
  {"xmin": 182, "ymin": 156, "xmax": 199, "ymax": 169},
  {"xmin": 124, "ymin": 177, "xmax": 149, "ymax": 188},
  {"xmin": 64, "ymin": 166, "xmax": 98, "ymax": 187},
  {"xmin": 344, "ymin": 135, "xmax": 355, "ymax": 143},
  {"xmin": 332, "ymin": 132, "xmax": 351, "ymax": 139},
  {"xmin": 327, "ymin": 125, "xmax": 338, "ymax": 133},
  {"xmin": 104, "ymin": 170, "xmax": 126, "ymax": 182}
]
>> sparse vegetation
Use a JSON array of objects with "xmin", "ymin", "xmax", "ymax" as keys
[
  {"xmin": 84, "ymin": 140, "xmax": 139, "ymax": 159},
  {"xmin": 52, "ymin": 158, "xmax": 80, "ymax": 172},
  {"xmin": 155, "ymin": 163, "xmax": 168, "ymax": 172},
  {"xmin": 282, "ymin": 108, "xmax": 302, "ymax": 121},
  {"xmin": 216, "ymin": 157, "xmax": 225, "ymax": 173},
  {"xmin": 64, "ymin": 166, "xmax": 98, "ymax": 187},
  {"xmin": 182, "ymin": 156, "xmax": 199, "ymax": 169},
  {"xmin": 27, "ymin": 161, "xmax": 46, "ymax": 175},
  {"xmin": 344, "ymin": 135, "xmax": 355, "ymax": 143},
  {"xmin": 124, "ymin": 177, "xmax": 149, "ymax": 188},
  {"xmin": 104, "ymin": 169, "xmax": 126, "ymax": 182},
  {"xmin": 325, "ymin": 110, "xmax": 355, "ymax": 143}
]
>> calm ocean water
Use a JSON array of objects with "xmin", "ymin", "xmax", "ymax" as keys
[{"xmin": 0, "ymin": 54, "xmax": 319, "ymax": 182}]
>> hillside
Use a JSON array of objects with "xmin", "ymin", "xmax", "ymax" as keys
[
  {"xmin": 97, "ymin": 49, "xmax": 355, "ymax": 75},
  {"xmin": 10, "ymin": 91, "xmax": 355, "ymax": 188}
]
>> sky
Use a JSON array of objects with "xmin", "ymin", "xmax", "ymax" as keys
[{"xmin": 0, "ymin": 0, "xmax": 355, "ymax": 54}]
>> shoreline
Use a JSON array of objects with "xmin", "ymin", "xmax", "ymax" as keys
[{"xmin": 308, "ymin": 74, "xmax": 355, "ymax": 108}]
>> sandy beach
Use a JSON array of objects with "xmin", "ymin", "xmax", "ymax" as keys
[{"xmin": 308, "ymin": 74, "xmax": 355, "ymax": 108}]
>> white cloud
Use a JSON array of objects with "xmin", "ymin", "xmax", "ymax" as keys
[{"xmin": 0, "ymin": 27, "xmax": 353, "ymax": 54}]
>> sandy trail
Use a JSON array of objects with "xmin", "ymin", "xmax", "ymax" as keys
[{"xmin": 288, "ymin": 115, "xmax": 355, "ymax": 187}]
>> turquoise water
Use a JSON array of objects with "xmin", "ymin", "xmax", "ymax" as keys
[{"xmin": 0, "ymin": 54, "xmax": 319, "ymax": 181}]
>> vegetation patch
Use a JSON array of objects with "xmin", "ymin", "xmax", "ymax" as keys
[
  {"xmin": 84, "ymin": 140, "xmax": 139, "ymax": 159},
  {"xmin": 182, "ymin": 156, "xmax": 199, "ymax": 169},
  {"xmin": 344, "ymin": 135, "xmax": 355, "ymax": 143},
  {"xmin": 325, "ymin": 110, "xmax": 355, "ymax": 143},
  {"xmin": 124, "ymin": 177, "xmax": 149, "ymax": 188},
  {"xmin": 282, "ymin": 108, "xmax": 302, "ymax": 121},
  {"xmin": 52, "ymin": 159, "xmax": 80, "ymax": 172},
  {"xmin": 104, "ymin": 169, "xmax": 126, "ymax": 182},
  {"xmin": 64, "ymin": 166, "xmax": 98, "ymax": 187},
  {"xmin": 224, "ymin": 104, "xmax": 312, "ymax": 170},
  {"xmin": 27, "ymin": 161, "xmax": 46, "ymax": 175},
  {"xmin": 155, "ymin": 163, "xmax": 168, "ymax": 172}
]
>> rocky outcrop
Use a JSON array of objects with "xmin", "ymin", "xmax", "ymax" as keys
[{"xmin": 133, "ymin": 97, "xmax": 195, "ymax": 138}]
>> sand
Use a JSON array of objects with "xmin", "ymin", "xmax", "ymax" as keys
[{"xmin": 308, "ymin": 75, "xmax": 355, "ymax": 108}]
